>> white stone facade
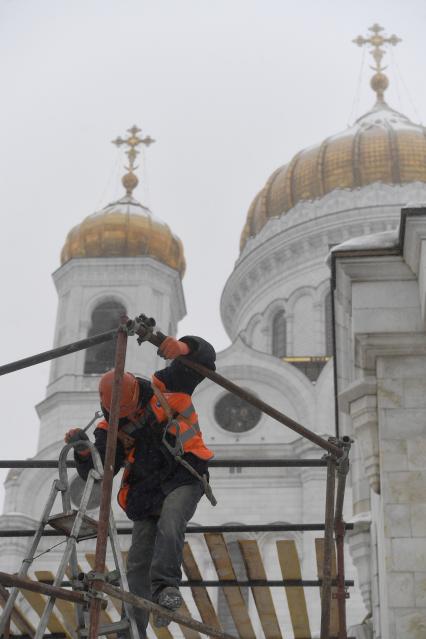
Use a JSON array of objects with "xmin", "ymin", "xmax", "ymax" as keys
[{"xmin": 335, "ymin": 207, "xmax": 426, "ymax": 639}]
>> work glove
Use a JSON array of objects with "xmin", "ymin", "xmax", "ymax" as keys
[
  {"xmin": 158, "ymin": 337, "xmax": 190, "ymax": 360},
  {"xmin": 64, "ymin": 428, "xmax": 91, "ymax": 457}
]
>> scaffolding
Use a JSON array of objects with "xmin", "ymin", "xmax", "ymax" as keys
[{"xmin": 0, "ymin": 316, "xmax": 352, "ymax": 639}]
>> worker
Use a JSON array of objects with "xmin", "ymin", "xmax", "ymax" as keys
[{"xmin": 64, "ymin": 335, "xmax": 216, "ymax": 637}]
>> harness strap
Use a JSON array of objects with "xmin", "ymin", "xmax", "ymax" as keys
[
  {"xmin": 150, "ymin": 384, "xmax": 217, "ymax": 507},
  {"xmin": 151, "ymin": 384, "xmax": 200, "ymax": 441}
]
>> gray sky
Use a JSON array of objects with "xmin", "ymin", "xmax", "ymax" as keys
[{"xmin": 1, "ymin": 0, "xmax": 426, "ymax": 507}]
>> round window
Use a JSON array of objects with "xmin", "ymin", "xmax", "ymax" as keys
[
  {"xmin": 214, "ymin": 392, "xmax": 261, "ymax": 433},
  {"xmin": 69, "ymin": 474, "xmax": 101, "ymax": 511}
]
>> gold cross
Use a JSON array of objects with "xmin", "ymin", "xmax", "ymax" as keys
[
  {"xmin": 112, "ymin": 125, "xmax": 155, "ymax": 172},
  {"xmin": 353, "ymin": 23, "xmax": 401, "ymax": 73}
]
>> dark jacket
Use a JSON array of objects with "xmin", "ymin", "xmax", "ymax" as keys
[{"xmin": 75, "ymin": 336, "xmax": 216, "ymax": 520}]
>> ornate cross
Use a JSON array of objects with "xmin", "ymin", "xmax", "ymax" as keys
[
  {"xmin": 112, "ymin": 125, "xmax": 155, "ymax": 172},
  {"xmin": 353, "ymin": 23, "xmax": 401, "ymax": 72},
  {"xmin": 353, "ymin": 24, "xmax": 401, "ymax": 103},
  {"xmin": 112, "ymin": 125, "xmax": 155, "ymax": 197}
]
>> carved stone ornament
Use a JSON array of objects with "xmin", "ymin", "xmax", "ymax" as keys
[{"xmin": 339, "ymin": 377, "xmax": 380, "ymax": 493}]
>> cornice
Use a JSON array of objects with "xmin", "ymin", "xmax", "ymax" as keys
[
  {"xmin": 53, "ymin": 256, "xmax": 183, "ymax": 293},
  {"xmin": 52, "ymin": 256, "xmax": 186, "ymax": 325},
  {"xmin": 221, "ymin": 214, "xmax": 394, "ymax": 340},
  {"xmin": 239, "ymin": 182, "xmax": 426, "ymax": 262},
  {"xmin": 355, "ymin": 332, "xmax": 426, "ymax": 371}
]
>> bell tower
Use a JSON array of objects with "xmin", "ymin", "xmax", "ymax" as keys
[{"xmin": 36, "ymin": 126, "xmax": 186, "ymax": 452}]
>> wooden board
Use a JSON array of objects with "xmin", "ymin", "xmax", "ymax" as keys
[
  {"xmin": 205, "ymin": 533, "xmax": 256, "ymax": 639},
  {"xmin": 276, "ymin": 540, "xmax": 311, "ymax": 639},
  {"xmin": 0, "ymin": 584, "xmax": 35, "ymax": 637},
  {"xmin": 315, "ymin": 538, "xmax": 339, "ymax": 637},
  {"xmin": 239, "ymin": 540, "xmax": 283, "ymax": 639},
  {"xmin": 19, "ymin": 588, "xmax": 72, "ymax": 637},
  {"xmin": 35, "ymin": 571, "xmax": 77, "ymax": 636},
  {"xmin": 149, "ymin": 616, "xmax": 174, "ymax": 639},
  {"xmin": 182, "ymin": 542, "xmax": 223, "ymax": 634},
  {"xmin": 179, "ymin": 599, "xmax": 202, "ymax": 639}
]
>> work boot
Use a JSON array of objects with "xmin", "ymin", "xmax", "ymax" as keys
[{"xmin": 154, "ymin": 586, "xmax": 183, "ymax": 627}]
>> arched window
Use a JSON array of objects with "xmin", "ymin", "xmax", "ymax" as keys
[
  {"xmin": 272, "ymin": 310, "xmax": 287, "ymax": 358},
  {"xmin": 324, "ymin": 291, "xmax": 333, "ymax": 356},
  {"xmin": 84, "ymin": 301, "xmax": 127, "ymax": 374}
]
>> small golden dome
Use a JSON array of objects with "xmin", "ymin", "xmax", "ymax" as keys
[
  {"xmin": 240, "ymin": 103, "xmax": 426, "ymax": 251},
  {"xmin": 61, "ymin": 196, "xmax": 186, "ymax": 276}
]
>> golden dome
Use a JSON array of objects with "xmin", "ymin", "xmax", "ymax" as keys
[
  {"xmin": 61, "ymin": 196, "xmax": 186, "ymax": 276},
  {"xmin": 240, "ymin": 102, "xmax": 426, "ymax": 251}
]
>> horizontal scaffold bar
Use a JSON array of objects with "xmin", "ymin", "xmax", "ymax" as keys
[
  {"xmin": 8, "ymin": 635, "xmax": 66, "ymax": 639},
  {"xmin": 0, "ymin": 523, "xmax": 354, "ymax": 537},
  {"xmin": 0, "ymin": 458, "xmax": 328, "ymax": 468},
  {"xmin": 0, "ymin": 329, "xmax": 117, "ymax": 377},
  {"xmin": 38, "ymin": 578, "xmax": 355, "ymax": 588},
  {"xmin": 0, "ymin": 571, "xmax": 86, "ymax": 604}
]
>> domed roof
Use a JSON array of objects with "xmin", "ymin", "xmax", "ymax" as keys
[
  {"xmin": 61, "ymin": 125, "xmax": 186, "ymax": 276},
  {"xmin": 61, "ymin": 195, "xmax": 186, "ymax": 275},
  {"xmin": 240, "ymin": 102, "xmax": 426, "ymax": 251}
]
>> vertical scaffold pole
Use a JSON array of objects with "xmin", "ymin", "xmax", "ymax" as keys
[
  {"xmin": 334, "ymin": 440, "xmax": 351, "ymax": 639},
  {"xmin": 88, "ymin": 322, "xmax": 128, "ymax": 639},
  {"xmin": 320, "ymin": 454, "xmax": 336, "ymax": 639}
]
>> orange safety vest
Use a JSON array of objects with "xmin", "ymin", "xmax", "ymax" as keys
[{"xmin": 97, "ymin": 375, "xmax": 214, "ymax": 511}]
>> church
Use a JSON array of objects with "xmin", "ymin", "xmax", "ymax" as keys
[{"xmin": 2, "ymin": 25, "xmax": 426, "ymax": 639}]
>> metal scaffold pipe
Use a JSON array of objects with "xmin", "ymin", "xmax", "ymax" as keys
[
  {"xmin": 0, "ymin": 458, "xmax": 329, "ymax": 468},
  {"xmin": 0, "ymin": 572, "xmax": 86, "ymax": 605},
  {"xmin": 87, "ymin": 324, "xmax": 128, "ymax": 639},
  {"xmin": 334, "ymin": 438, "xmax": 352, "ymax": 639},
  {"xmin": 320, "ymin": 456, "xmax": 337, "ymax": 639},
  {"xmin": 0, "ymin": 329, "xmax": 117, "ymax": 377},
  {"xmin": 0, "ymin": 522, "xmax": 354, "ymax": 537},
  {"xmin": 100, "ymin": 581, "xmax": 239, "ymax": 639}
]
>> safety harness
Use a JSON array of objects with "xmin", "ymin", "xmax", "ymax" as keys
[{"xmin": 150, "ymin": 384, "xmax": 217, "ymax": 506}]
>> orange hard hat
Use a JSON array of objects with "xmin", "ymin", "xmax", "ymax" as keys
[{"xmin": 99, "ymin": 370, "xmax": 140, "ymax": 418}]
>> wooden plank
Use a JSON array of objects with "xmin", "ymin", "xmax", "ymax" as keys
[
  {"xmin": 149, "ymin": 616, "xmax": 174, "ymax": 639},
  {"xmin": 179, "ymin": 599, "xmax": 202, "ymax": 639},
  {"xmin": 0, "ymin": 584, "xmax": 36, "ymax": 637},
  {"xmin": 239, "ymin": 540, "xmax": 283, "ymax": 639},
  {"xmin": 315, "ymin": 538, "xmax": 339, "ymax": 637},
  {"xmin": 205, "ymin": 533, "xmax": 256, "ymax": 639},
  {"xmin": 19, "ymin": 589, "xmax": 72, "ymax": 637},
  {"xmin": 276, "ymin": 540, "xmax": 311, "ymax": 639},
  {"xmin": 35, "ymin": 571, "xmax": 77, "ymax": 636},
  {"xmin": 182, "ymin": 542, "xmax": 223, "ymax": 634}
]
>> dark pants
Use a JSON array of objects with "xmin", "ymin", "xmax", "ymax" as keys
[{"xmin": 125, "ymin": 482, "xmax": 203, "ymax": 638}]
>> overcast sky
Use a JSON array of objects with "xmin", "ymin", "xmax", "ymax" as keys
[{"xmin": 1, "ymin": 0, "xmax": 426, "ymax": 507}]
